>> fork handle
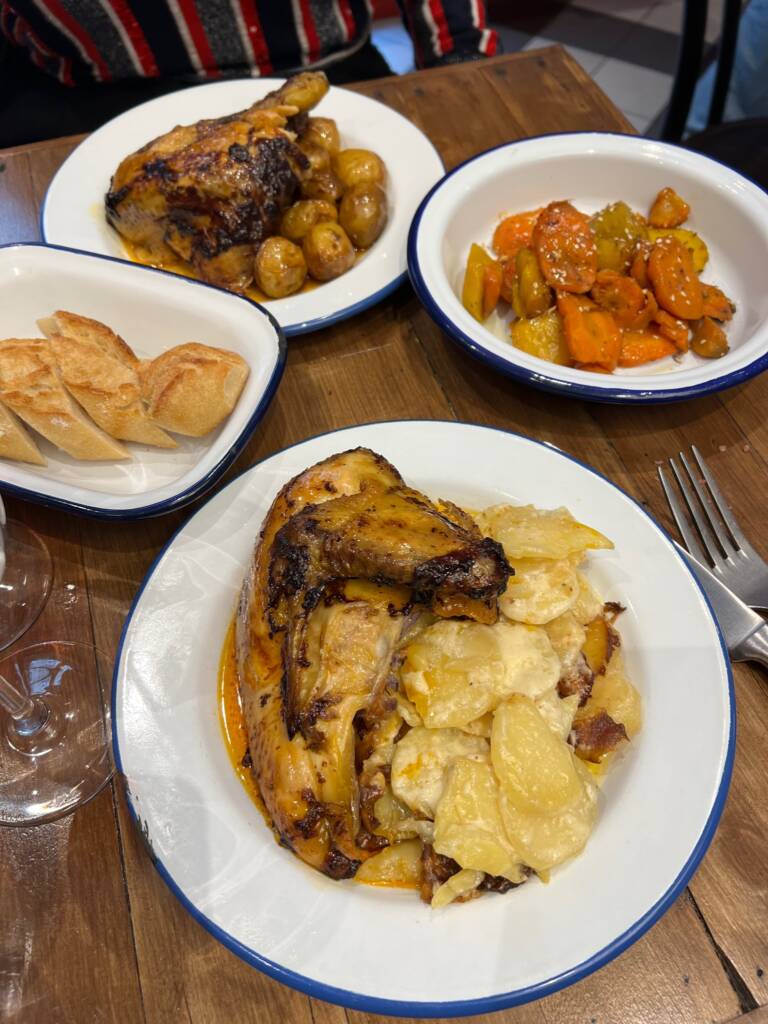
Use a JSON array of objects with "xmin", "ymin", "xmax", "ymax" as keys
[{"xmin": 735, "ymin": 622, "xmax": 768, "ymax": 669}]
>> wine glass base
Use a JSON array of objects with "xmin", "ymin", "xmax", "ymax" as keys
[
  {"xmin": 0, "ymin": 521, "xmax": 53, "ymax": 652},
  {"xmin": 0, "ymin": 642, "xmax": 113, "ymax": 826}
]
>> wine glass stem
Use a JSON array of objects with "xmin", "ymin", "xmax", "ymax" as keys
[{"xmin": 0, "ymin": 672, "xmax": 49, "ymax": 735}]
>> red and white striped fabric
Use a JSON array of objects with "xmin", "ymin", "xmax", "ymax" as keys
[{"xmin": 1, "ymin": 0, "xmax": 498, "ymax": 85}]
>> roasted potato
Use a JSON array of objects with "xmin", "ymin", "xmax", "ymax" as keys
[
  {"xmin": 280, "ymin": 199, "xmax": 338, "ymax": 243},
  {"xmin": 300, "ymin": 170, "xmax": 343, "ymax": 202},
  {"xmin": 332, "ymin": 148, "xmax": 386, "ymax": 190},
  {"xmin": 590, "ymin": 201, "xmax": 647, "ymax": 273},
  {"xmin": 302, "ymin": 221, "xmax": 355, "ymax": 281},
  {"xmin": 301, "ymin": 116, "xmax": 340, "ymax": 154},
  {"xmin": 509, "ymin": 307, "xmax": 569, "ymax": 365},
  {"xmin": 514, "ymin": 246, "xmax": 553, "ymax": 317},
  {"xmin": 339, "ymin": 182, "xmax": 388, "ymax": 248},
  {"xmin": 299, "ymin": 142, "xmax": 331, "ymax": 176},
  {"xmin": 254, "ymin": 236, "xmax": 307, "ymax": 297}
]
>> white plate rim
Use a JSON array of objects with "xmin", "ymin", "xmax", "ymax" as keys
[
  {"xmin": 111, "ymin": 418, "xmax": 735, "ymax": 1016},
  {"xmin": 407, "ymin": 130, "xmax": 768, "ymax": 404},
  {"xmin": 40, "ymin": 77, "xmax": 444, "ymax": 336},
  {"xmin": 0, "ymin": 241, "xmax": 286, "ymax": 519}
]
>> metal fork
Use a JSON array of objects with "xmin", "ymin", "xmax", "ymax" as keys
[{"xmin": 658, "ymin": 444, "xmax": 768, "ymax": 612}]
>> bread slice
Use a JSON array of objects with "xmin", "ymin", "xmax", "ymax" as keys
[
  {"xmin": 0, "ymin": 339, "xmax": 131, "ymax": 461},
  {"xmin": 140, "ymin": 343, "xmax": 249, "ymax": 437},
  {"xmin": 38, "ymin": 312, "xmax": 176, "ymax": 448},
  {"xmin": 0, "ymin": 398, "xmax": 46, "ymax": 465},
  {"xmin": 39, "ymin": 310, "xmax": 139, "ymax": 369}
]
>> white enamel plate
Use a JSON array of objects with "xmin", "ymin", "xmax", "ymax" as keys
[
  {"xmin": 0, "ymin": 244, "xmax": 283, "ymax": 518},
  {"xmin": 113, "ymin": 420, "xmax": 733, "ymax": 1015},
  {"xmin": 42, "ymin": 79, "xmax": 444, "ymax": 335}
]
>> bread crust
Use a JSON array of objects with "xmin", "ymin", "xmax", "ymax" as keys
[
  {"xmin": 0, "ymin": 338, "xmax": 131, "ymax": 461},
  {"xmin": 0, "ymin": 399, "xmax": 46, "ymax": 465},
  {"xmin": 140, "ymin": 342, "xmax": 249, "ymax": 436}
]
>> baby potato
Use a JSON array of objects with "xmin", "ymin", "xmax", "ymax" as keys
[
  {"xmin": 338, "ymin": 182, "xmax": 388, "ymax": 248},
  {"xmin": 299, "ymin": 141, "xmax": 331, "ymax": 176},
  {"xmin": 303, "ymin": 221, "xmax": 355, "ymax": 281},
  {"xmin": 280, "ymin": 199, "xmax": 338, "ymax": 242},
  {"xmin": 332, "ymin": 148, "xmax": 386, "ymax": 190},
  {"xmin": 300, "ymin": 170, "xmax": 343, "ymax": 203},
  {"xmin": 254, "ymin": 236, "xmax": 307, "ymax": 298},
  {"xmin": 301, "ymin": 116, "xmax": 340, "ymax": 154}
]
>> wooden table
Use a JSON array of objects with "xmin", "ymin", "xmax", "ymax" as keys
[{"xmin": 1, "ymin": 47, "xmax": 766, "ymax": 1024}]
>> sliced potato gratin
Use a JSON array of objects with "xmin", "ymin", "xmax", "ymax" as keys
[{"xmin": 356, "ymin": 503, "xmax": 642, "ymax": 906}]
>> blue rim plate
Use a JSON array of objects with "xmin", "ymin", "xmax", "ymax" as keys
[
  {"xmin": 0, "ymin": 242, "xmax": 285, "ymax": 519},
  {"xmin": 408, "ymin": 131, "xmax": 768, "ymax": 403},
  {"xmin": 40, "ymin": 77, "xmax": 444, "ymax": 336},
  {"xmin": 112, "ymin": 419, "xmax": 734, "ymax": 1015}
]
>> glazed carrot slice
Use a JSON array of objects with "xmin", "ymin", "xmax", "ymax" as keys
[
  {"xmin": 625, "ymin": 289, "xmax": 658, "ymax": 332},
  {"xmin": 492, "ymin": 208, "xmax": 542, "ymax": 262},
  {"xmin": 647, "ymin": 237, "xmax": 703, "ymax": 319},
  {"xmin": 534, "ymin": 201, "xmax": 598, "ymax": 294},
  {"xmin": 482, "ymin": 262, "xmax": 503, "ymax": 320},
  {"xmin": 653, "ymin": 308, "xmax": 690, "ymax": 351},
  {"xmin": 691, "ymin": 317, "xmax": 730, "ymax": 358},
  {"xmin": 618, "ymin": 330, "xmax": 677, "ymax": 368},
  {"xmin": 701, "ymin": 283, "xmax": 735, "ymax": 321},
  {"xmin": 557, "ymin": 293, "xmax": 621, "ymax": 371},
  {"xmin": 500, "ymin": 260, "xmax": 516, "ymax": 304},
  {"xmin": 590, "ymin": 270, "xmax": 645, "ymax": 327},
  {"xmin": 630, "ymin": 243, "xmax": 650, "ymax": 289},
  {"xmin": 649, "ymin": 187, "xmax": 690, "ymax": 229}
]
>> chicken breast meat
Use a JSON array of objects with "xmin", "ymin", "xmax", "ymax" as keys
[
  {"xmin": 236, "ymin": 448, "xmax": 511, "ymax": 879},
  {"xmin": 105, "ymin": 72, "xmax": 329, "ymax": 292}
]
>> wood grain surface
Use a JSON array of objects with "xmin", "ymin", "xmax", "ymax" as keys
[{"xmin": 0, "ymin": 47, "xmax": 765, "ymax": 1024}]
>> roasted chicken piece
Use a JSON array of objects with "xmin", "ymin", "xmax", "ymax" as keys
[
  {"xmin": 106, "ymin": 72, "xmax": 329, "ymax": 292},
  {"xmin": 236, "ymin": 448, "xmax": 511, "ymax": 879}
]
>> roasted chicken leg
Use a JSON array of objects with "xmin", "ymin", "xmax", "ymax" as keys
[
  {"xmin": 106, "ymin": 72, "xmax": 329, "ymax": 292},
  {"xmin": 236, "ymin": 448, "xmax": 511, "ymax": 878}
]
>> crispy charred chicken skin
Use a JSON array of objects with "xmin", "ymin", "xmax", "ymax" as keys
[
  {"xmin": 235, "ymin": 448, "xmax": 511, "ymax": 879},
  {"xmin": 105, "ymin": 72, "xmax": 328, "ymax": 292}
]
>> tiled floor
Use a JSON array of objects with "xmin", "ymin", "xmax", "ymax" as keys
[{"xmin": 372, "ymin": 0, "xmax": 730, "ymax": 138}]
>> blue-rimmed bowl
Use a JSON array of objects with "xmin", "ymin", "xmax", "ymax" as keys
[
  {"xmin": 408, "ymin": 132, "xmax": 768, "ymax": 403},
  {"xmin": 0, "ymin": 243, "xmax": 284, "ymax": 518}
]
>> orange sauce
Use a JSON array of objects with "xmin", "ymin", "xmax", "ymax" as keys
[
  {"xmin": 121, "ymin": 239, "xmax": 324, "ymax": 302},
  {"xmin": 217, "ymin": 618, "xmax": 268, "ymax": 818}
]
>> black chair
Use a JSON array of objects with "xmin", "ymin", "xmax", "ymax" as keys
[{"xmin": 660, "ymin": 0, "xmax": 768, "ymax": 190}]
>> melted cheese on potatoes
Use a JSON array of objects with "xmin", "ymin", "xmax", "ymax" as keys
[
  {"xmin": 500, "ymin": 557, "xmax": 580, "ymax": 625},
  {"xmin": 402, "ymin": 619, "xmax": 561, "ymax": 729},
  {"xmin": 391, "ymin": 726, "xmax": 489, "ymax": 818}
]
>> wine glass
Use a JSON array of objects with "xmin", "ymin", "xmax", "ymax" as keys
[
  {"xmin": 0, "ymin": 499, "xmax": 113, "ymax": 825},
  {"xmin": 0, "ymin": 497, "xmax": 53, "ymax": 652}
]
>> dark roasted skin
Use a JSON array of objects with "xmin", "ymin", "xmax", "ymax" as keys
[
  {"xmin": 236, "ymin": 448, "xmax": 512, "ymax": 880},
  {"xmin": 106, "ymin": 72, "xmax": 329, "ymax": 292}
]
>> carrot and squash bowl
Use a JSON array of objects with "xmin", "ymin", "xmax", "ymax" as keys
[{"xmin": 407, "ymin": 133, "xmax": 768, "ymax": 403}]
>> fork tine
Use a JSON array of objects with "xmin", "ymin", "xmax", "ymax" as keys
[
  {"xmin": 667, "ymin": 456, "xmax": 726, "ymax": 568},
  {"xmin": 657, "ymin": 465, "xmax": 709, "ymax": 565},
  {"xmin": 679, "ymin": 449, "xmax": 736, "ymax": 558},
  {"xmin": 689, "ymin": 444, "xmax": 748, "ymax": 550}
]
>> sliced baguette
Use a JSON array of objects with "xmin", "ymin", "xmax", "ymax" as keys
[
  {"xmin": 0, "ymin": 338, "xmax": 131, "ymax": 461},
  {"xmin": 42, "ymin": 331, "xmax": 177, "ymax": 449},
  {"xmin": 38, "ymin": 311, "xmax": 139, "ymax": 369},
  {"xmin": 0, "ymin": 398, "xmax": 46, "ymax": 465},
  {"xmin": 140, "ymin": 342, "xmax": 249, "ymax": 437}
]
